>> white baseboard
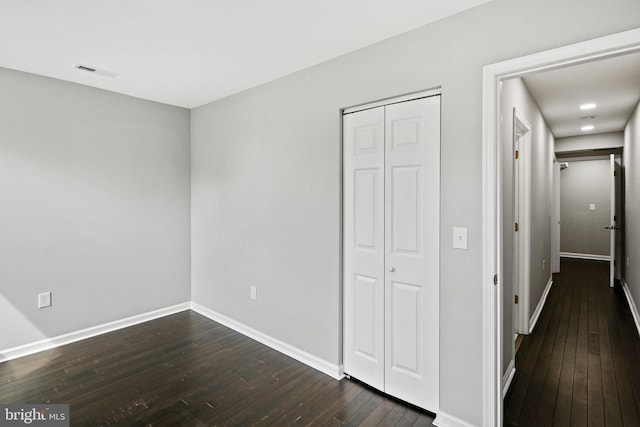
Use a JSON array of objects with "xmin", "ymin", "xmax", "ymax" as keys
[
  {"xmin": 0, "ymin": 302, "xmax": 191, "ymax": 363},
  {"xmin": 621, "ymin": 278, "xmax": 640, "ymax": 337},
  {"xmin": 190, "ymin": 302, "xmax": 343, "ymax": 380},
  {"xmin": 529, "ymin": 277, "xmax": 553, "ymax": 333},
  {"xmin": 502, "ymin": 359, "xmax": 516, "ymax": 398},
  {"xmin": 560, "ymin": 252, "xmax": 611, "ymax": 262},
  {"xmin": 433, "ymin": 410, "xmax": 476, "ymax": 427}
]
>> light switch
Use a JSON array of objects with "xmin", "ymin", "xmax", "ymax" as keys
[
  {"xmin": 589, "ymin": 203, "xmax": 596, "ymax": 211},
  {"xmin": 453, "ymin": 227, "xmax": 468, "ymax": 250}
]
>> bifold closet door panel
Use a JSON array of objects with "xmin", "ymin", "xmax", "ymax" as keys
[
  {"xmin": 383, "ymin": 96, "xmax": 440, "ymax": 411},
  {"xmin": 343, "ymin": 106, "xmax": 385, "ymax": 392}
]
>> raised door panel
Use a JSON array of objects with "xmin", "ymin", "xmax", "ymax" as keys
[
  {"xmin": 391, "ymin": 165, "xmax": 422, "ymax": 255},
  {"xmin": 389, "ymin": 281, "xmax": 421, "ymax": 376}
]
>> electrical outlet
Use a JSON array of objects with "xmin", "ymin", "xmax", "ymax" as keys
[
  {"xmin": 542, "ymin": 260, "xmax": 546, "ymax": 271},
  {"xmin": 627, "ymin": 256, "xmax": 631, "ymax": 268},
  {"xmin": 250, "ymin": 286, "xmax": 257, "ymax": 301},
  {"xmin": 38, "ymin": 292, "xmax": 52, "ymax": 309}
]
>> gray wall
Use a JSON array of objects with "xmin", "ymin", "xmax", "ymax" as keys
[
  {"xmin": 500, "ymin": 78, "xmax": 554, "ymax": 377},
  {"xmin": 560, "ymin": 158, "xmax": 612, "ymax": 256},
  {"xmin": 0, "ymin": 68, "xmax": 191, "ymax": 351},
  {"xmin": 624, "ymin": 101, "xmax": 640, "ymax": 313},
  {"xmin": 556, "ymin": 131, "xmax": 624, "ymax": 153},
  {"xmin": 190, "ymin": 0, "xmax": 640, "ymax": 423}
]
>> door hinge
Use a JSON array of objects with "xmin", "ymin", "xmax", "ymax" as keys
[
  {"xmin": 493, "ymin": 274, "xmax": 498, "ymax": 286},
  {"xmin": 614, "ymin": 171, "xmax": 617, "ymax": 177},
  {"xmin": 614, "ymin": 215, "xmax": 617, "ymax": 221},
  {"xmin": 515, "ymin": 222, "xmax": 519, "ymax": 232},
  {"xmin": 515, "ymin": 295, "xmax": 519, "ymax": 304},
  {"xmin": 515, "ymin": 150, "xmax": 519, "ymax": 159}
]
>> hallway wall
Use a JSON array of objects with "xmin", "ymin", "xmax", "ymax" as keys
[
  {"xmin": 500, "ymin": 78, "xmax": 555, "ymax": 378},
  {"xmin": 624, "ymin": 100, "xmax": 640, "ymax": 321}
]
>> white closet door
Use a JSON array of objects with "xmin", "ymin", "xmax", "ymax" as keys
[
  {"xmin": 384, "ymin": 96, "xmax": 440, "ymax": 411},
  {"xmin": 343, "ymin": 106, "xmax": 385, "ymax": 391},
  {"xmin": 343, "ymin": 95, "xmax": 440, "ymax": 412}
]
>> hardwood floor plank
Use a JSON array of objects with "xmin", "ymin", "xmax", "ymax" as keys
[
  {"xmin": 393, "ymin": 407, "xmax": 421, "ymax": 426},
  {"xmin": 570, "ymin": 263, "xmax": 590, "ymax": 427},
  {"xmin": 378, "ymin": 404, "xmax": 409, "ymax": 426},
  {"xmin": 536, "ymin": 271, "xmax": 572, "ymax": 426},
  {"xmin": 553, "ymin": 271, "xmax": 580, "ymax": 426},
  {"xmin": 587, "ymin": 352, "xmax": 605, "ymax": 427},
  {"xmin": 359, "ymin": 399, "xmax": 398, "ymax": 426},
  {"xmin": 343, "ymin": 394, "xmax": 385, "ymax": 426},
  {"xmin": 305, "ymin": 380, "xmax": 365, "ymax": 426},
  {"xmin": 331, "ymin": 387, "xmax": 377, "ymax": 424},
  {"xmin": 597, "ymin": 283, "xmax": 623, "ymax": 427}
]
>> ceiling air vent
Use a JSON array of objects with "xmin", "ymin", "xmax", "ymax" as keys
[
  {"xmin": 77, "ymin": 65, "xmax": 96, "ymax": 72},
  {"xmin": 74, "ymin": 64, "xmax": 118, "ymax": 78}
]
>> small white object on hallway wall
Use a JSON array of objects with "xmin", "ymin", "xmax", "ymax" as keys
[
  {"xmin": 38, "ymin": 292, "xmax": 52, "ymax": 309},
  {"xmin": 453, "ymin": 227, "xmax": 468, "ymax": 250}
]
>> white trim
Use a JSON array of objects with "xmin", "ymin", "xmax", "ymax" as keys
[
  {"xmin": 609, "ymin": 154, "xmax": 616, "ymax": 287},
  {"xmin": 502, "ymin": 359, "xmax": 516, "ymax": 398},
  {"xmin": 559, "ymin": 155, "xmax": 615, "ymax": 162},
  {"xmin": 190, "ymin": 302, "xmax": 344, "ymax": 380},
  {"xmin": 560, "ymin": 252, "xmax": 611, "ymax": 262},
  {"xmin": 0, "ymin": 302, "xmax": 191, "ymax": 363},
  {"xmin": 621, "ymin": 279, "xmax": 640, "ymax": 337},
  {"xmin": 551, "ymin": 159, "xmax": 561, "ymax": 273},
  {"xmin": 434, "ymin": 410, "xmax": 477, "ymax": 427},
  {"xmin": 482, "ymin": 58, "xmax": 501, "ymax": 427},
  {"xmin": 513, "ymin": 108, "xmax": 532, "ymax": 335},
  {"xmin": 529, "ymin": 278, "xmax": 553, "ymax": 333},
  {"xmin": 482, "ymin": 27, "xmax": 640, "ymax": 427},
  {"xmin": 342, "ymin": 88, "xmax": 441, "ymax": 114}
]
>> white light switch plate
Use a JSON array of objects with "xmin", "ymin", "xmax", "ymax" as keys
[
  {"xmin": 453, "ymin": 227, "xmax": 468, "ymax": 250},
  {"xmin": 38, "ymin": 291, "xmax": 52, "ymax": 308},
  {"xmin": 589, "ymin": 203, "xmax": 596, "ymax": 211}
]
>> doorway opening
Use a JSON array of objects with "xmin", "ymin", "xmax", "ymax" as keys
[{"xmin": 481, "ymin": 28, "xmax": 640, "ymax": 427}]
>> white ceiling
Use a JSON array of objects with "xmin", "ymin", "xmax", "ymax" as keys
[
  {"xmin": 523, "ymin": 51, "xmax": 640, "ymax": 139},
  {"xmin": 0, "ymin": 0, "xmax": 493, "ymax": 108}
]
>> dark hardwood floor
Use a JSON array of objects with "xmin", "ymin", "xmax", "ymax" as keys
[
  {"xmin": 504, "ymin": 258, "xmax": 640, "ymax": 426},
  {"xmin": 0, "ymin": 311, "xmax": 434, "ymax": 426}
]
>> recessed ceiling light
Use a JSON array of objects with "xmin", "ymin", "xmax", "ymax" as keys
[
  {"xmin": 581, "ymin": 125, "xmax": 595, "ymax": 132},
  {"xmin": 580, "ymin": 103, "xmax": 597, "ymax": 110}
]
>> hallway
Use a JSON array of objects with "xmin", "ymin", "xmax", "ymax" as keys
[{"xmin": 504, "ymin": 258, "xmax": 640, "ymax": 426}]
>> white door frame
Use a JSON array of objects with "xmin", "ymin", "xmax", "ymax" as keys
[
  {"xmin": 551, "ymin": 158, "xmax": 561, "ymax": 274},
  {"xmin": 512, "ymin": 109, "xmax": 532, "ymax": 335},
  {"xmin": 481, "ymin": 28, "xmax": 640, "ymax": 427},
  {"xmin": 609, "ymin": 154, "xmax": 616, "ymax": 287}
]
